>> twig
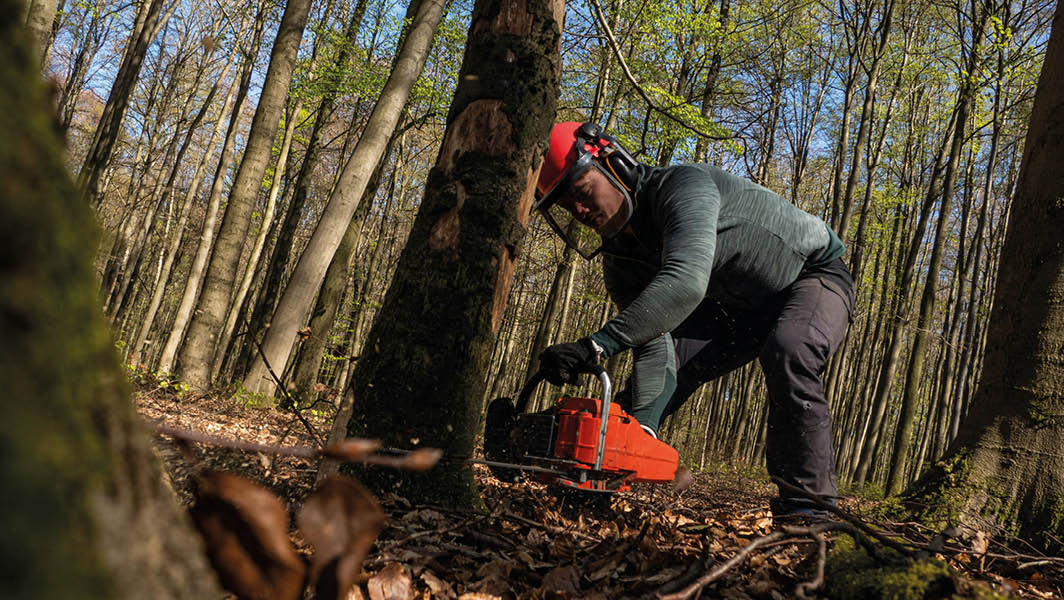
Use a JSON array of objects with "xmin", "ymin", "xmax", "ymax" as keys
[
  {"xmin": 586, "ymin": 0, "xmax": 733, "ymax": 142},
  {"xmin": 657, "ymin": 531, "xmax": 786, "ymax": 599},
  {"xmin": 243, "ymin": 314, "xmax": 324, "ymax": 448},
  {"xmin": 795, "ymin": 531, "xmax": 828, "ymax": 599},
  {"xmin": 771, "ymin": 476, "xmax": 917, "ymax": 559},
  {"xmin": 152, "ymin": 422, "xmax": 436, "ymax": 471}
]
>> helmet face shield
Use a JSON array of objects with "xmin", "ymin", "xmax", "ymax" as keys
[
  {"xmin": 536, "ymin": 162, "xmax": 634, "ymax": 260},
  {"xmin": 541, "ymin": 201, "xmax": 603, "ymax": 260}
]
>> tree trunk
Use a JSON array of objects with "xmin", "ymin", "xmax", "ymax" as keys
[
  {"xmin": 128, "ymin": 32, "xmax": 245, "ymax": 367},
  {"xmin": 211, "ymin": 98, "xmax": 301, "ymax": 382},
  {"xmin": 242, "ymin": 0, "xmax": 446, "ymax": 395},
  {"xmin": 290, "ymin": 130, "xmax": 401, "ymax": 407},
  {"xmin": 179, "ymin": 0, "xmax": 313, "ymax": 392},
  {"xmin": 906, "ymin": 2, "xmax": 1064, "ymax": 550},
  {"xmin": 157, "ymin": 9, "xmax": 266, "ymax": 375},
  {"xmin": 885, "ymin": 5, "xmax": 989, "ymax": 494},
  {"xmin": 21, "ymin": 0, "xmax": 58, "ymax": 65},
  {"xmin": 78, "ymin": 0, "xmax": 173, "ymax": 207},
  {"xmin": 0, "ymin": 11, "xmax": 219, "ymax": 595},
  {"xmin": 345, "ymin": 0, "xmax": 563, "ymax": 505}
]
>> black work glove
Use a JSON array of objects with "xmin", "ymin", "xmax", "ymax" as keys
[{"xmin": 538, "ymin": 337, "xmax": 601, "ymax": 385}]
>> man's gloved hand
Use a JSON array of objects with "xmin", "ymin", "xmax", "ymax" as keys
[{"xmin": 538, "ymin": 337, "xmax": 601, "ymax": 385}]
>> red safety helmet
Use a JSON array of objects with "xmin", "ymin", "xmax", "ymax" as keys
[{"xmin": 534, "ymin": 122, "xmax": 639, "ymax": 257}]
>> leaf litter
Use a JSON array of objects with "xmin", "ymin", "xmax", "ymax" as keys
[{"xmin": 137, "ymin": 388, "xmax": 1063, "ymax": 599}]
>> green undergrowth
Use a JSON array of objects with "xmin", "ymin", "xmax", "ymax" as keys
[{"xmin": 826, "ymin": 534, "xmax": 1006, "ymax": 600}]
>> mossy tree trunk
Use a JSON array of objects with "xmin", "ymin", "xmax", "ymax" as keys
[
  {"xmin": 906, "ymin": 1, "xmax": 1064, "ymax": 550},
  {"xmin": 346, "ymin": 0, "xmax": 564, "ymax": 506},
  {"xmin": 0, "ymin": 8, "xmax": 219, "ymax": 598}
]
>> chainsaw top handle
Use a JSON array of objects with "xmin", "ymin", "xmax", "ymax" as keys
[{"xmin": 515, "ymin": 365, "xmax": 612, "ymax": 415}]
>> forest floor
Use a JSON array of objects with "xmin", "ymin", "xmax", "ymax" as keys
[{"xmin": 135, "ymin": 384, "xmax": 1064, "ymax": 600}]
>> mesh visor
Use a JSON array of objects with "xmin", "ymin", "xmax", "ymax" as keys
[{"xmin": 542, "ymin": 202, "xmax": 604, "ymax": 260}]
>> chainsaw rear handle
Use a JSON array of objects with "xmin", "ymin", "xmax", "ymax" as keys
[{"xmin": 516, "ymin": 365, "xmax": 613, "ymax": 472}]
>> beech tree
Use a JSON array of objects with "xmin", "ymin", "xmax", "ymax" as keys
[
  {"xmin": 346, "ymin": 0, "xmax": 564, "ymax": 505},
  {"xmin": 178, "ymin": 0, "xmax": 313, "ymax": 392},
  {"xmin": 906, "ymin": 0, "xmax": 1064, "ymax": 550},
  {"xmin": 0, "ymin": 9, "xmax": 218, "ymax": 597}
]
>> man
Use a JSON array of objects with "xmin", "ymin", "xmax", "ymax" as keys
[{"xmin": 534, "ymin": 122, "xmax": 854, "ymax": 517}]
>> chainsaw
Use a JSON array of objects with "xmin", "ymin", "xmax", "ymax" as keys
[{"xmin": 482, "ymin": 366, "xmax": 680, "ymax": 493}]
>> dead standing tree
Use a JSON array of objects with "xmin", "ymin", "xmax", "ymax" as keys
[{"xmin": 345, "ymin": 0, "xmax": 565, "ymax": 506}]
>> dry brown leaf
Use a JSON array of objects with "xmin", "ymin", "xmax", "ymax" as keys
[
  {"xmin": 539, "ymin": 565, "xmax": 581, "ymax": 597},
  {"xmin": 456, "ymin": 594, "xmax": 503, "ymax": 600},
  {"xmin": 402, "ymin": 448, "xmax": 443, "ymax": 472},
  {"xmin": 298, "ymin": 476, "xmax": 387, "ymax": 600},
  {"xmin": 420, "ymin": 571, "xmax": 456, "ymax": 599},
  {"xmin": 323, "ymin": 439, "xmax": 384, "ymax": 462},
  {"xmin": 367, "ymin": 563, "xmax": 413, "ymax": 600},
  {"xmin": 190, "ymin": 470, "xmax": 306, "ymax": 600}
]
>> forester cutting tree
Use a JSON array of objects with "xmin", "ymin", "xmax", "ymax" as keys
[{"xmin": 532, "ymin": 122, "xmax": 854, "ymax": 518}]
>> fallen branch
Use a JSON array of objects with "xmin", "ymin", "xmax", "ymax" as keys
[
  {"xmin": 771, "ymin": 476, "xmax": 917, "ymax": 560},
  {"xmin": 152, "ymin": 423, "xmax": 440, "ymax": 472}
]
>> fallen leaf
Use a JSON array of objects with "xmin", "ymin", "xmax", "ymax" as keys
[
  {"xmin": 539, "ymin": 565, "xmax": 581, "ymax": 597},
  {"xmin": 323, "ymin": 439, "xmax": 383, "ymax": 462},
  {"xmin": 190, "ymin": 470, "xmax": 306, "ymax": 600},
  {"xmin": 298, "ymin": 476, "xmax": 387, "ymax": 600},
  {"xmin": 420, "ymin": 571, "xmax": 456, "ymax": 599},
  {"xmin": 367, "ymin": 563, "xmax": 413, "ymax": 600}
]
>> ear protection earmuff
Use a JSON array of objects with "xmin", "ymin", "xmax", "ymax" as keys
[{"xmin": 575, "ymin": 122, "xmax": 640, "ymax": 193}]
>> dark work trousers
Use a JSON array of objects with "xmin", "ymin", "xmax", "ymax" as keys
[{"xmin": 664, "ymin": 258, "xmax": 854, "ymax": 509}]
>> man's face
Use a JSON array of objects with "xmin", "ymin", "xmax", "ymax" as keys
[{"xmin": 556, "ymin": 166, "xmax": 627, "ymax": 235}]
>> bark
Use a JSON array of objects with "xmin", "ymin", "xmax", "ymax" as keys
[
  {"xmin": 0, "ymin": 11, "xmax": 219, "ymax": 596},
  {"xmin": 179, "ymin": 0, "xmax": 313, "ymax": 392},
  {"xmin": 242, "ymin": 0, "xmax": 446, "ymax": 395},
  {"xmin": 346, "ymin": 0, "xmax": 563, "ymax": 505},
  {"xmin": 21, "ymin": 0, "xmax": 57, "ymax": 65},
  {"xmin": 78, "ymin": 0, "xmax": 174, "ymax": 207},
  {"xmin": 906, "ymin": 2, "xmax": 1064, "ymax": 550},
  {"xmin": 157, "ymin": 9, "xmax": 266, "ymax": 375}
]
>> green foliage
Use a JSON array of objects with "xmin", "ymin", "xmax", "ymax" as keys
[{"xmin": 124, "ymin": 363, "xmax": 191, "ymax": 397}]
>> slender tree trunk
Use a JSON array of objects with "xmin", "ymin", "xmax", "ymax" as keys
[
  {"xmin": 211, "ymin": 99, "xmax": 301, "ymax": 382},
  {"xmin": 179, "ymin": 0, "xmax": 314, "ymax": 392},
  {"xmin": 157, "ymin": 10, "xmax": 266, "ymax": 375},
  {"xmin": 243, "ymin": 0, "xmax": 446, "ymax": 395},
  {"xmin": 835, "ymin": 0, "xmax": 895, "ymax": 243},
  {"xmin": 290, "ymin": 129, "xmax": 402, "ymax": 407},
  {"xmin": 78, "ymin": 0, "xmax": 174, "ymax": 207},
  {"xmin": 886, "ymin": 5, "xmax": 989, "ymax": 494},
  {"xmin": 128, "ymin": 34, "xmax": 244, "ymax": 366}
]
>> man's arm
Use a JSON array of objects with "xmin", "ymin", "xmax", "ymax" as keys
[{"xmin": 591, "ymin": 165, "xmax": 720, "ymax": 357}]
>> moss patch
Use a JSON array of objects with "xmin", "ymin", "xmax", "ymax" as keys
[{"xmin": 825, "ymin": 534, "xmax": 1006, "ymax": 600}]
